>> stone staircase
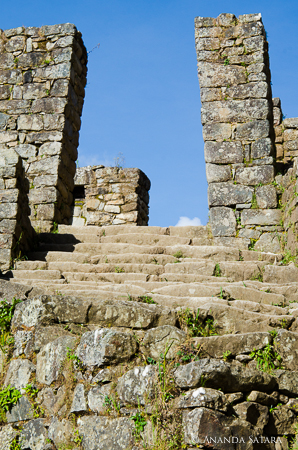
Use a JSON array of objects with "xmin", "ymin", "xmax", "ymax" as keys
[
  {"xmin": 3, "ymin": 225, "xmax": 298, "ymax": 448},
  {"xmin": 7, "ymin": 225, "xmax": 298, "ymax": 335}
]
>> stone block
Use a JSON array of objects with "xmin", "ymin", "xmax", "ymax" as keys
[
  {"xmin": 15, "ymin": 144, "xmax": 37, "ymax": 158},
  {"xmin": 283, "ymin": 118, "xmax": 298, "ymax": 128},
  {"xmin": 226, "ymin": 82, "xmax": 268, "ymax": 100},
  {"xmin": 235, "ymin": 166, "xmax": 274, "ymax": 185},
  {"xmin": 254, "ymin": 233, "xmax": 281, "ymax": 253},
  {"xmin": 256, "ymin": 185, "xmax": 277, "ymax": 208},
  {"xmin": 202, "ymin": 123, "xmax": 231, "ymax": 141},
  {"xmin": 210, "ymin": 206, "xmax": 236, "ymax": 237},
  {"xmin": 251, "ymin": 138, "xmax": 273, "ymax": 159},
  {"xmin": 17, "ymin": 114, "xmax": 43, "ymax": 131},
  {"xmin": 205, "ymin": 141, "xmax": 243, "ymax": 164},
  {"xmin": 201, "ymin": 99, "xmax": 269, "ymax": 124},
  {"xmin": 235, "ymin": 120, "xmax": 269, "ymax": 140},
  {"xmin": 208, "ymin": 183, "xmax": 253, "ymax": 206},
  {"xmin": 241, "ymin": 209, "xmax": 282, "ymax": 226},
  {"xmin": 197, "ymin": 62, "xmax": 246, "ymax": 88},
  {"xmin": 206, "ymin": 164, "xmax": 231, "ymax": 183}
]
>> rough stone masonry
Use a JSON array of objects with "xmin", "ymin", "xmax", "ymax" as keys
[
  {"xmin": 195, "ymin": 13, "xmax": 283, "ymax": 251},
  {"xmin": 0, "ymin": 24, "xmax": 87, "ymax": 233}
]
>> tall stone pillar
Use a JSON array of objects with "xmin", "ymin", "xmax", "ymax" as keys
[
  {"xmin": 0, "ymin": 24, "xmax": 87, "ymax": 232},
  {"xmin": 195, "ymin": 13, "xmax": 281, "ymax": 250}
]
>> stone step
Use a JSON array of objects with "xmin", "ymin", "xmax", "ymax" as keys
[
  {"xmin": 164, "ymin": 261, "xmax": 216, "ymax": 276},
  {"xmin": 62, "ymin": 272, "xmax": 157, "ymax": 283},
  {"xmin": 38, "ymin": 233, "xmax": 100, "ymax": 244},
  {"xmin": 11, "ymin": 270, "xmax": 62, "ymax": 280},
  {"xmin": 218, "ymin": 261, "xmax": 269, "ymax": 282},
  {"xmin": 158, "ymin": 274, "xmax": 229, "ymax": 283},
  {"xmin": 47, "ymin": 262, "xmax": 165, "ymax": 276},
  {"xmin": 27, "ymin": 251, "xmax": 91, "ymax": 264},
  {"xmin": 10, "ymin": 278, "xmax": 66, "ymax": 285},
  {"xmin": 100, "ymin": 234, "xmax": 191, "ymax": 246},
  {"xmin": 38, "ymin": 244, "xmax": 77, "ymax": 252},
  {"xmin": 58, "ymin": 224, "xmax": 170, "ymax": 236},
  {"xmin": 168, "ymin": 226, "xmax": 209, "ymax": 238},
  {"xmin": 90, "ymin": 253, "xmax": 176, "ymax": 265}
]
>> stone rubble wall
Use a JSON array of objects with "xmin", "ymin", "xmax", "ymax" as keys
[
  {"xmin": 0, "ymin": 148, "xmax": 34, "ymax": 270},
  {"xmin": 195, "ymin": 13, "xmax": 284, "ymax": 252},
  {"xmin": 72, "ymin": 165, "xmax": 150, "ymax": 226},
  {"xmin": 0, "ymin": 282, "xmax": 297, "ymax": 448},
  {"xmin": 0, "ymin": 24, "xmax": 87, "ymax": 233}
]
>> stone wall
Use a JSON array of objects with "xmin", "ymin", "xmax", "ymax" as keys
[
  {"xmin": 195, "ymin": 13, "xmax": 282, "ymax": 251},
  {"xmin": 0, "ymin": 148, "xmax": 33, "ymax": 270},
  {"xmin": 72, "ymin": 165, "xmax": 150, "ymax": 226},
  {"xmin": 0, "ymin": 24, "xmax": 87, "ymax": 233}
]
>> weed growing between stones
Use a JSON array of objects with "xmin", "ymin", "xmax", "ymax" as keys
[
  {"xmin": 249, "ymin": 343, "xmax": 283, "ymax": 372},
  {"xmin": 250, "ymin": 266, "xmax": 264, "ymax": 282},
  {"xmin": 115, "ymin": 266, "xmax": 125, "ymax": 273},
  {"xmin": 0, "ymin": 385, "xmax": 21, "ymax": 421},
  {"xmin": 214, "ymin": 263, "xmax": 222, "ymax": 277},
  {"xmin": 178, "ymin": 308, "xmax": 218, "ymax": 338},
  {"xmin": 24, "ymin": 384, "xmax": 44, "ymax": 418},
  {"xmin": 281, "ymin": 249, "xmax": 298, "ymax": 266},
  {"xmin": 66, "ymin": 347, "xmax": 85, "ymax": 372},
  {"xmin": 10, "ymin": 436, "xmax": 22, "ymax": 450},
  {"xmin": 172, "ymin": 250, "xmax": 184, "ymax": 259},
  {"xmin": 0, "ymin": 298, "xmax": 21, "ymax": 354}
]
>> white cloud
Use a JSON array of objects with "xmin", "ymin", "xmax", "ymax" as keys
[{"xmin": 175, "ymin": 216, "xmax": 202, "ymax": 227}]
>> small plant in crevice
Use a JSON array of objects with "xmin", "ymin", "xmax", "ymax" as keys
[
  {"xmin": 0, "ymin": 385, "xmax": 22, "ymax": 414},
  {"xmin": 249, "ymin": 343, "xmax": 282, "ymax": 373},
  {"xmin": 250, "ymin": 267, "xmax": 264, "ymax": 282},
  {"xmin": 104, "ymin": 394, "xmax": 121, "ymax": 414},
  {"xmin": 214, "ymin": 263, "xmax": 222, "ymax": 277},
  {"xmin": 10, "ymin": 436, "xmax": 22, "ymax": 450},
  {"xmin": 173, "ymin": 250, "xmax": 185, "ymax": 260},
  {"xmin": 0, "ymin": 298, "xmax": 21, "ymax": 354},
  {"xmin": 113, "ymin": 152, "xmax": 125, "ymax": 169},
  {"xmin": 222, "ymin": 350, "xmax": 232, "ymax": 362},
  {"xmin": 130, "ymin": 411, "xmax": 147, "ymax": 441},
  {"xmin": 51, "ymin": 222, "xmax": 59, "ymax": 234},
  {"xmin": 175, "ymin": 343, "xmax": 201, "ymax": 366},
  {"xmin": 251, "ymin": 193, "xmax": 258, "ymax": 209},
  {"xmin": 66, "ymin": 347, "xmax": 85, "ymax": 372},
  {"xmin": 178, "ymin": 308, "xmax": 217, "ymax": 338},
  {"xmin": 138, "ymin": 296, "xmax": 156, "ymax": 304},
  {"xmin": 25, "ymin": 384, "xmax": 44, "ymax": 418},
  {"xmin": 115, "ymin": 266, "xmax": 125, "ymax": 273}
]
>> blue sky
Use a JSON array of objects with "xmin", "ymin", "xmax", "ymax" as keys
[{"xmin": 3, "ymin": 0, "xmax": 298, "ymax": 226}]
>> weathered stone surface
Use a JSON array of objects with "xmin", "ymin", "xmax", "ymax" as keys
[
  {"xmin": 254, "ymin": 232, "xmax": 281, "ymax": 253},
  {"xmin": 251, "ymin": 137, "xmax": 273, "ymax": 159},
  {"xmin": 76, "ymin": 329, "xmax": 137, "ymax": 368},
  {"xmin": 265, "ymin": 405, "xmax": 297, "ymax": 435},
  {"xmin": 210, "ymin": 206, "xmax": 236, "ymax": 236},
  {"xmin": 117, "ymin": 365, "xmax": 156, "ymax": 406},
  {"xmin": 194, "ymin": 332, "xmax": 271, "ymax": 359},
  {"xmin": 235, "ymin": 119, "xmax": 269, "ymax": 140},
  {"xmin": 19, "ymin": 419, "xmax": 48, "ymax": 450},
  {"xmin": 141, "ymin": 325, "xmax": 187, "ymax": 360},
  {"xmin": 71, "ymin": 383, "xmax": 87, "ymax": 413},
  {"xmin": 202, "ymin": 123, "xmax": 231, "ymax": 141},
  {"xmin": 208, "ymin": 183, "xmax": 253, "ymax": 206},
  {"xmin": 48, "ymin": 418, "xmax": 74, "ymax": 448},
  {"xmin": 197, "ymin": 62, "xmax": 246, "ymax": 88},
  {"xmin": 235, "ymin": 165, "xmax": 274, "ymax": 185},
  {"xmin": 206, "ymin": 163, "xmax": 231, "ymax": 183},
  {"xmin": 274, "ymin": 370, "xmax": 298, "ymax": 395},
  {"xmin": 0, "ymin": 425, "xmax": 17, "ymax": 450},
  {"xmin": 88, "ymin": 299, "xmax": 176, "ymax": 329},
  {"xmin": 204, "ymin": 141, "xmax": 243, "ymax": 164},
  {"xmin": 247, "ymin": 390, "xmax": 278, "ymax": 407},
  {"xmin": 174, "ymin": 359, "xmax": 276, "ymax": 392},
  {"xmin": 12, "ymin": 295, "xmax": 91, "ymax": 330},
  {"xmin": 201, "ymin": 99, "xmax": 269, "ymax": 124},
  {"xmin": 273, "ymin": 330, "xmax": 298, "ymax": 370},
  {"xmin": 13, "ymin": 330, "xmax": 33, "ymax": 357},
  {"xmin": 241, "ymin": 209, "xmax": 282, "ymax": 226},
  {"xmin": 87, "ymin": 384, "xmax": 112, "ymax": 414},
  {"xmin": 264, "ymin": 264, "xmax": 298, "ymax": 284},
  {"xmin": 6, "ymin": 395, "xmax": 34, "ymax": 423},
  {"xmin": 77, "ymin": 416, "xmax": 135, "ymax": 450},
  {"xmin": 234, "ymin": 401, "xmax": 269, "ymax": 430},
  {"xmin": 4, "ymin": 359, "xmax": 35, "ymax": 391},
  {"xmin": 255, "ymin": 185, "xmax": 277, "ymax": 208},
  {"xmin": 182, "ymin": 407, "xmax": 232, "ymax": 446},
  {"xmin": 36, "ymin": 335, "xmax": 76, "ymax": 385},
  {"xmin": 175, "ymin": 387, "xmax": 228, "ymax": 412},
  {"xmin": 39, "ymin": 386, "xmax": 66, "ymax": 416}
]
